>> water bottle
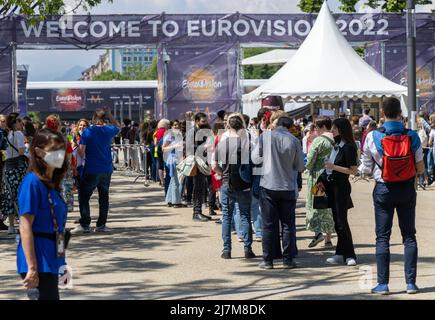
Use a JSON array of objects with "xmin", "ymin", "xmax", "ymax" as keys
[{"xmin": 27, "ymin": 288, "xmax": 40, "ymax": 300}]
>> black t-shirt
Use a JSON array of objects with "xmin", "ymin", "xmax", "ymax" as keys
[
  {"xmin": 215, "ymin": 135, "xmax": 251, "ymax": 188},
  {"xmin": 332, "ymin": 142, "xmax": 357, "ymax": 179}
]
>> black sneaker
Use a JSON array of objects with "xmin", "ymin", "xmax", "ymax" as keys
[
  {"xmin": 199, "ymin": 213, "xmax": 212, "ymax": 221},
  {"xmin": 172, "ymin": 204, "xmax": 184, "ymax": 208},
  {"xmin": 283, "ymin": 260, "xmax": 297, "ymax": 269},
  {"xmin": 221, "ymin": 251, "xmax": 231, "ymax": 259},
  {"xmin": 259, "ymin": 261, "xmax": 273, "ymax": 269},
  {"xmin": 167, "ymin": 203, "xmax": 173, "ymax": 207},
  {"xmin": 193, "ymin": 213, "xmax": 209, "ymax": 222},
  {"xmin": 244, "ymin": 250, "xmax": 256, "ymax": 259}
]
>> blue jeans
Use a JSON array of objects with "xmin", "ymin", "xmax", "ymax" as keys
[
  {"xmin": 251, "ymin": 192, "xmax": 262, "ymax": 238},
  {"xmin": 166, "ymin": 173, "xmax": 181, "ymax": 205},
  {"xmin": 427, "ymin": 149, "xmax": 434, "ymax": 177},
  {"xmin": 232, "ymin": 203, "xmax": 241, "ymax": 236},
  {"xmin": 373, "ymin": 180, "xmax": 418, "ymax": 285},
  {"xmin": 221, "ymin": 185, "xmax": 252, "ymax": 253},
  {"xmin": 79, "ymin": 173, "xmax": 112, "ymax": 228}
]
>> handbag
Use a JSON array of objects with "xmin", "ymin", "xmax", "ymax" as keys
[{"xmin": 311, "ymin": 183, "xmax": 330, "ymax": 209}]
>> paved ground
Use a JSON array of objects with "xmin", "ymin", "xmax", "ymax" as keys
[{"xmin": 1, "ymin": 172, "xmax": 435, "ymax": 300}]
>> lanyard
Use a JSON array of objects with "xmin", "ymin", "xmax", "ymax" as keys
[{"xmin": 47, "ymin": 191, "xmax": 60, "ymax": 233}]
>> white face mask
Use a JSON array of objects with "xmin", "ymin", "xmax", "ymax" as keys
[{"xmin": 44, "ymin": 149, "xmax": 66, "ymax": 169}]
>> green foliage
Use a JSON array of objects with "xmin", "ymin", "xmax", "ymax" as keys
[
  {"xmin": 93, "ymin": 59, "xmax": 158, "ymax": 81},
  {"xmin": 27, "ymin": 111, "xmax": 40, "ymax": 123},
  {"xmin": 363, "ymin": 0, "xmax": 433, "ymax": 12},
  {"xmin": 298, "ymin": 0, "xmax": 323, "ymax": 13},
  {"xmin": 1, "ymin": 1, "xmax": 112, "ymax": 24},
  {"xmin": 354, "ymin": 47, "xmax": 365, "ymax": 58},
  {"xmin": 243, "ymin": 48, "xmax": 283, "ymax": 79},
  {"xmin": 297, "ymin": 0, "xmax": 433, "ymax": 13},
  {"xmin": 93, "ymin": 70, "xmax": 124, "ymax": 81},
  {"xmin": 339, "ymin": 0, "xmax": 359, "ymax": 12}
]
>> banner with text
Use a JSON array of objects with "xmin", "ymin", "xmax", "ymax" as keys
[
  {"xmin": 163, "ymin": 43, "xmax": 239, "ymax": 121},
  {"xmin": 1, "ymin": 13, "xmax": 433, "ymax": 47}
]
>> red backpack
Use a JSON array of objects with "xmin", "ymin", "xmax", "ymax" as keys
[{"xmin": 378, "ymin": 129, "xmax": 416, "ymax": 183}]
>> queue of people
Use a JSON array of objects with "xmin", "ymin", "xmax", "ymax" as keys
[{"xmin": 0, "ymin": 96, "xmax": 427, "ymax": 299}]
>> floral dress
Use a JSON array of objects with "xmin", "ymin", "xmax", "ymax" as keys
[{"xmin": 305, "ymin": 135, "xmax": 335, "ymax": 234}]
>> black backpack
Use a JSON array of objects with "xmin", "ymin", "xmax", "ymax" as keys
[{"xmin": 227, "ymin": 137, "xmax": 252, "ymax": 192}]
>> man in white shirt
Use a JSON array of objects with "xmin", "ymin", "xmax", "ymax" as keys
[{"xmin": 360, "ymin": 97, "xmax": 424, "ymax": 295}]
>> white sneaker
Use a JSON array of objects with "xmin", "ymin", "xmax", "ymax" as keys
[
  {"xmin": 71, "ymin": 225, "xmax": 91, "ymax": 234},
  {"xmin": 326, "ymin": 255, "xmax": 344, "ymax": 265},
  {"xmin": 346, "ymin": 258, "xmax": 357, "ymax": 266}
]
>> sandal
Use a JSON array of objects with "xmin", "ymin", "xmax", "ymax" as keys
[{"xmin": 308, "ymin": 233, "xmax": 324, "ymax": 248}]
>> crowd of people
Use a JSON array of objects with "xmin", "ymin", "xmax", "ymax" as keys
[{"xmin": 0, "ymin": 97, "xmax": 430, "ymax": 299}]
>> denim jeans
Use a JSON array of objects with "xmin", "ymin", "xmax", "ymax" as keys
[
  {"xmin": 427, "ymin": 149, "xmax": 434, "ymax": 178},
  {"xmin": 260, "ymin": 188, "xmax": 297, "ymax": 264},
  {"xmin": 164, "ymin": 165, "xmax": 171, "ymax": 196},
  {"xmin": 79, "ymin": 173, "xmax": 112, "ymax": 228},
  {"xmin": 221, "ymin": 185, "xmax": 253, "ymax": 253},
  {"xmin": 251, "ymin": 192, "xmax": 262, "ymax": 238},
  {"xmin": 166, "ymin": 173, "xmax": 181, "ymax": 205},
  {"xmin": 373, "ymin": 180, "xmax": 418, "ymax": 285},
  {"xmin": 232, "ymin": 202, "xmax": 242, "ymax": 237}
]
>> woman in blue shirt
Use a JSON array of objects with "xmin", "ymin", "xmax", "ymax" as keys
[{"xmin": 17, "ymin": 128, "xmax": 68, "ymax": 300}]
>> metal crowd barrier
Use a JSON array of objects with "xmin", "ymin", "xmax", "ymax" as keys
[{"xmin": 112, "ymin": 143, "xmax": 150, "ymax": 186}]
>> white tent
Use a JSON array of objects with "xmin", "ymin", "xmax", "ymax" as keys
[
  {"xmin": 242, "ymin": 49, "xmax": 297, "ymax": 66},
  {"xmin": 243, "ymin": 1, "xmax": 408, "ymax": 118}
]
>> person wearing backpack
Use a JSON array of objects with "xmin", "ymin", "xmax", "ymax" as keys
[
  {"xmin": 213, "ymin": 113, "xmax": 256, "ymax": 259},
  {"xmin": 361, "ymin": 97, "xmax": 425, "ymax": 295}
]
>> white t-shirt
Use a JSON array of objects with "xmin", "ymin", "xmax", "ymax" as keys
[{"xmin": 5, "ymin": 130, "xmax": 25, "ymax": 160}]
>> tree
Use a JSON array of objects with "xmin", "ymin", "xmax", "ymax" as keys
[
  {"xmin": 93, "ymin": 70, "xmax": 124, "ymax": 81},
  {"xmin": 0, "ymin": 1, "xmax": 112, "ymax": 18},
  {"xmin": 339, "ymin": 0, "xmax": 359, "ymax": 12},
  {"xmin": 363, "ymin": 0, "xmax": 433, "ymax": 12},
  {"xmin": 242, "ymin": 48, "xmax": 283, "ymax": 79},
  {"xmin": 298, "ymin": 0, "xmax": 323, "ymax": 13},
  {"xmin": 92, "ymin": 60, "xmax": 158, "ymax": 81}
]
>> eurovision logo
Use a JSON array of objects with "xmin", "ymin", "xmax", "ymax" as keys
[
  {"xmin": 52, "ymin": 89, "xmax": 85, "ymax": 112},
  {"xmin": 182, "ymin": 67, "xmax": 223, "ymax": 103}
]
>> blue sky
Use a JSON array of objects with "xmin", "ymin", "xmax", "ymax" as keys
[{"xmin": 17, "ymin": 0, "xmax": 434, "ymax": 81}]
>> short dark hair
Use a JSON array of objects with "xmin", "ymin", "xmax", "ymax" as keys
[
  {"xmin": 276, "ymin": 116, "xmax": 294, "ymax": 129},
  {"xmin": 194, "ymin": 112, "xmax": 207, "ymax": 122},
  {"xmin": 123, "ymin": 118, "xmax": 132, "ymax": 126},
  {"xmin": 228, "ymin": 115, "xmax": 244, "ymax": 131},
  {"xmin": 314, "ymin": 116, "xmax": 332, "ymax": 130},
  {"xmin": 6, "ymin": 112, "xmax": 20, "ymax": 130},
  {"xmin": 217, "ymin": 110, "xmax": 226, "ymax": 120},
  {"xmin": 382, "ymin": 97, "xmax": 402, "ymax": 119},
  {"xmin": 364, "ymin": 108, "xmax": 370, "ymax": 115},
  {"xmin": 242, "ymin": 114, "xmax": 250, "ymax": 128}
]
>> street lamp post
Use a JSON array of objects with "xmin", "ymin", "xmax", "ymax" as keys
[{"xmin": 406, "ymin": 0, "xmax": 417, "ymax": 130}]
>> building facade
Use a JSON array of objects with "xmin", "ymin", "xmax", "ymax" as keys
[
  {"xmin": 111, "ymin": 48, "xmax": 157, "ymax": 73},
  {"xmin": 79, "ymin": 48, "xmax": 158, "ymax": 80}
]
